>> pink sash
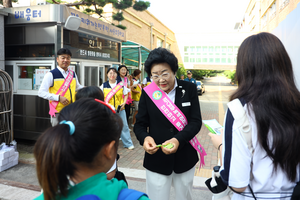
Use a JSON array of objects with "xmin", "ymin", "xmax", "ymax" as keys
[
  {"xmin": 105, "ymin": 81, "xmax": 125, "ymax": 104},
  {"xmin": 123, "ymin": 77, "xmax": 133, "ymax": 104},
  {"xmin": 144, "ymin": 82, "xmax": 206, "ymax": 168},
  {"xmin": 49, "ymin": 70, "xmax": 74, "ymax": 117}
]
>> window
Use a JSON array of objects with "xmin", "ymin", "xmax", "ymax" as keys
[
  {"xmin": 196, "ymin": 46, "xmax": 201, "ymax": 52},
  {"xmin": 184, "ymin": 56, "xmax": 189, "ymax": 62},
  {"xmin": 209, "ymin": 58, "xmax": 214, "ymax": 63},
  {"xmin": 222, "ymin": 46, "xmax": 227, "ymax": 55},
  {"xmin": 202, "ymin": 58, "xmax": 208, "ymax": 63},
  {"xmin": 228, "ymin": 58, "xmax": 233, "ymax": 63},
  {"xmin": 209, "ymin": 46, "xmax": 214, "ymax": 55},
  {"xmin": 270, "ymin": 2, "xmax": 276, "ymax": 18},
  {"xmin": 166, "ymin": 43, "xmax": 171, "ymax": 50},
  {"xmin": 262, "ymin": 13, "xmax": 267, "ymax": 27},
  {"xmin": 157, "ymin": 38, "xmax": 163, "ymax": 48},
  {"xmin": 215, "ymin": 46, "xmax": 220, "ymax": 55},
  {"xmin": 228, "ymin": 46, "xmax": 233, "ymax": 55},
  {"xmin": 184, "ymin": 46, "xmax": 189, "ymax": 52},
  {"xmin": 18, "ymin": 66, "xmax": 51, "ymax": 90},
  {"xmin": 215, "ymin": 58, "xmax": 220, "ymax": 63},
  {"xmin": 184, "ymin": 53, "xmax": 189, "ymax": 55},
  {"xmin": 85, "ymin": 66, "xmax": 98, "ymax": 86},
  {"xmin": 190, "ymin": 46, "xmax": 195, "ymax": 52},
  {"xmin": 190, "ymin": 58, "xmax": 195, "ymax": 63},
  {"xmin": 234, "ymin": 46, "xmax": 239, "ymax": 54},
  {"xmin": 202, "ymin": 46, "xmax": 207, "ymax": 55},
  {"xmin": 221, "ymin": 58, "xmax": 226, "ymax": 63},
  {"xmin": 196, "ymin": 58, "xmax": 201, "ymax": 63}
]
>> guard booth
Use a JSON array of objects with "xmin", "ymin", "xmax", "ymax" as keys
[{"xmin": 3, "ymin": 4, "xmax": 126, "ymax": 140}]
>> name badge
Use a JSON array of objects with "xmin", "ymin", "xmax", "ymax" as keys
[{"xmin": 182, "ymin": 102, "xmax": 191, "ymax": 107}]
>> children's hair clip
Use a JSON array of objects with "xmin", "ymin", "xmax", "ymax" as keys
[
  {"xmin": 60, "ymin": 120, "xmax": 75, "ymax": 135},
  {"xmin": 95, "ymin": 99, "xmax": 116, "ymax": 114}
]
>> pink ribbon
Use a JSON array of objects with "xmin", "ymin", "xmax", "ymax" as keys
[
  {"xmin": 49, "ymin": 70, "xmax": 74, "ymax": 117},
  {"xmin": 123, "ymin": 77, "xmax": 133, "ymax": 105},
  {"xmin": 144, "ymin": 82, "xmax": 206, "ymax": 169},
  {"xmin": 105, "ymin": 81, "xmax": 124, "ymax": 104}
]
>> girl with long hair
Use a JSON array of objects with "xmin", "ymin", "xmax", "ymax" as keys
[{"xmin": 210, "ymin": 32, "xmax": 300, "ymax": 199}]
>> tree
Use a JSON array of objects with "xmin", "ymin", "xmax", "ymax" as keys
[
  {"xmin": 176, "ymin": 63, "xmax": 187, "ymax": 79},
  {"xmin": 1, "ymin": 0, "xmax": 17, "ymax": 7},
  {"xmin": 47, "ymin": 0, "xmax": 150, "ymax": 30}
]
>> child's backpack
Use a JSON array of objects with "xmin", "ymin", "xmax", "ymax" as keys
[{"xmin": 76, "ymin": 188, "xmax": 148, "ymax": 200}]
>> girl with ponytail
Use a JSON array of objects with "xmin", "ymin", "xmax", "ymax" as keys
[{"xmin": 34, "ymin": 98, "xmax": 149, "ymax": 200}]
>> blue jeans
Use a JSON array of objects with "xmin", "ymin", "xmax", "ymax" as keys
[{"xmin": 117, "ymin": 110, "xmax": 133, "ymax": 148}]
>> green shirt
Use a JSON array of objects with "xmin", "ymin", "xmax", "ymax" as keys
[{"xmin": 35, "ymin": 172, "xmax": 149, "ymax": 200}]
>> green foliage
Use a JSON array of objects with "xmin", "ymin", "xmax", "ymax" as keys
[
  {"xmin": 112, "ymin": 12, "xmax": 124, "ymax": 21},
  {"xmin": 224, "ymin": 70, "xmax": 236, "ymax": 82},
  {"xmin": 133, "ymin": 1, "xmax": 150, "ymax": 11},
  {"xmin": 176, "ymin": 63, "xmax": 187, "ymax": 79},
  {"xmin": 84, "ymin": 8, "xmax": 93, "ymax": 13},
  {"xmin": 116, "ymin": 24, "xmax": 127, "ymax": 30},
  {"xmin": 113, "ymin": 0, "xmax": 132, "ymax": 10},
  {"xmin": 44, "ymin": 0, "xmax": 150, "ymax": 30}
]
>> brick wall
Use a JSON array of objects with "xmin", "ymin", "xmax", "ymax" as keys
[{"xmin": 112, "ymin": 7, "xmax": 183, "ymax": 63}]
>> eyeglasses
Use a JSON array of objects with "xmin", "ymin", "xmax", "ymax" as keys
[
  {"xmin": 95, "ymin": 99, "xmax": 116, "ymax": 114},
  {"xmin": 151, "ymin": 72, "xmax": 170, "ymax": 81}
]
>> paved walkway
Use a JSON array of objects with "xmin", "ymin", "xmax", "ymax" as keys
[{"xmin": 0, "ymin": 77, "xmax": 237, "ymax": 199}]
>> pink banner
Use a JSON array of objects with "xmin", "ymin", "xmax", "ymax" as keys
[
  {"xmin": 49, "ymin": 70, "xmax": 74, "ymax": 117},
  {"xmin": 123, "ymin": 77, "xmax": 133, "ymax": 105},
  {"xmin": 105, "ymin": 81, "xmax": 124, "ymax": 104},
  {"xmin": 144, "ymin": 82, "xmax": 206, "ymax": 169}
]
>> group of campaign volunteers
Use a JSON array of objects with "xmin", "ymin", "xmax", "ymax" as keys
[{"xmin": 35, "ymin": 32, "xmax": 300, "ymax": 200}]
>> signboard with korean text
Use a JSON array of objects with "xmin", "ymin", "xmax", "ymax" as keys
[
  {"xmin": 4, "ymin": 4, "xmax": 126, "ymax": 42},
  {"xmin": 64, "ymin": 31, "xmax": 120, "ymax": 62}
]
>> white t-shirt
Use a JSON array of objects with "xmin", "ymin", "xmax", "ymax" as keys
[
  {"xmin": 99, "ymin": 81, "xmax": 129, "ymax": 95},
  {"xmin": 142, "ymin": 77, "xmax": 153, "ymax": 85},
  {"xmin": 120, "ymin": 77, "xmax": 130, "ymax": 86},
  {"xmin": 220, "ymin": 103, "xmax": 300, "ymax": 200}
]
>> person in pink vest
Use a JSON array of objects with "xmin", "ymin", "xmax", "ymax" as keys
[
  {"xmin": 134, "ymin": 48, "xmax": 202, "ymax": 200},
  {"xmin": 38, "ymin": 48, "xmax": 84, "ymax": 126}
]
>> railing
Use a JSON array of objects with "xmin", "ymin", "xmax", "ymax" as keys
[{"xmin": 0, "ymin": 69, "xmax": 13, "ymax": 144}]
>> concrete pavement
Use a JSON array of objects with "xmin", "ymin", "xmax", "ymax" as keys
[{"xmin": 0, "ymin": 77, "xmax": 237, "ymax": 200}]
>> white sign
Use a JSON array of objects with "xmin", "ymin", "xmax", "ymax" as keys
[{"xmin": 35, "ymin": 69, "xmax": 50, "ymax": 86}]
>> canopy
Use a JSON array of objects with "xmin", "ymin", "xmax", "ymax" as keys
[{"xmin": 121, "ymin": 41, "xmax": 150, "ymax": 69}]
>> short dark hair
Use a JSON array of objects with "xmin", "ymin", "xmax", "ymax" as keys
[
  {"xmin": 107, "ymin": 67, "xmax": 117, "ymax": 74},
  {"xmin": 76, "ymin": 86, "xmax": 104, "ymax": 101},
  {"xmin": 118, "ymin": 65, "xmax": 128, "ymax": 72},
  {"xmin": 144, "ymin": 48, "xmax": 178, "ymax": 76},
  {"xmin": 133, "ymin": 69, "xmax": 141, "ymax": 77},
  {"xmin": 57, "ymin": 48, "xmax": 72, "ymax": 57}
]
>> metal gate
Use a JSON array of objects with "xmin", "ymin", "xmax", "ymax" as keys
[{"xmin": 0, "ymin": 69, "xmax": 13, "ymax": 144}]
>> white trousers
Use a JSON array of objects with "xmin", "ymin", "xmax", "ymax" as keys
[{"xmin": 146, "ymin": 165, "xmax": 195, "ymax": 200}]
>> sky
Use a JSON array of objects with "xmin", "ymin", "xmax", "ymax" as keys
[{"xmin": 147, "ymin": 0, "xmax": 250, "ymax": 33}]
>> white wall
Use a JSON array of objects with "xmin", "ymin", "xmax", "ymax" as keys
[{"xmin": 272, "ymin": 5, "xmax": 300, "ymax": 90}]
